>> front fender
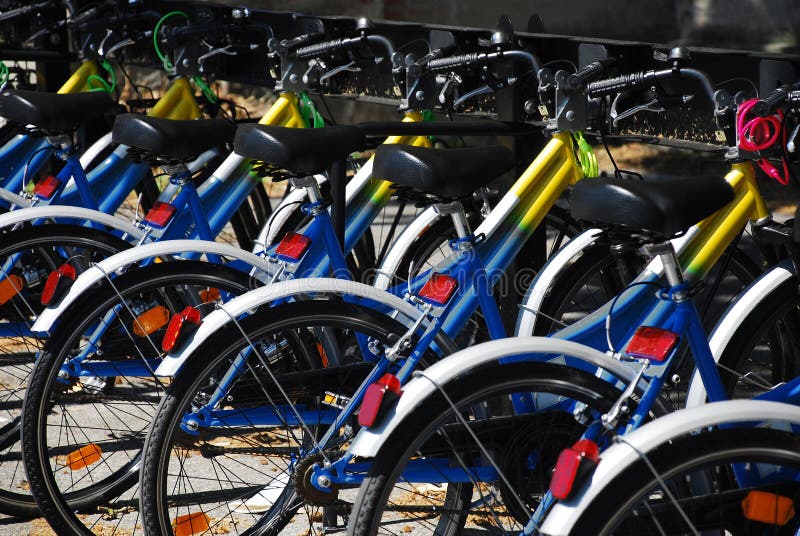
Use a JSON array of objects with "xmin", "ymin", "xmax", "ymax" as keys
[
  {"xmin": 348, "ymin": 337, "xmax": 652, "ymax": 458},
  {"xmin": 515, "ymin": 228, "xmax": 603, "ymax": 336},
  {"xmin": 153, "ymin": 278, "xmax": 428, "ymax": 376},
  {"xmin": 31, "ymin": 239, "xmax": 277, "ymax": 335},
  {"xmin": 0, "ymin": 206, "xmax": 146, "ymax": 239},
  {"xmin": 373, "ymin": 205, "xmax": 440, "ymax": 291},
  {"xmin": 684, "ymin": 260, "xmax": 797, "ymax": 408},
  {"xmin": 540, "ymin": 400, "xmax": 800, "ymax": 535}
]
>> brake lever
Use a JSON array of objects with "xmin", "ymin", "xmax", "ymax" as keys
[
  {"xmin": 198, "ymin": 44, "xmax": 238, "ymax": 67},
  {"xmin": 103, "ymin": 38, "xmax": 135, "ymax": 59},
  {"xmin": 453, "ymin": 85, "xmax": 493, "ymax": 109},
  {"xmin": 611, "ymin": 96, "xmax": 666, "ymax": 127},
  {"xmin": 319, "ymin": 60, "xmax": 361, "ymax": 84},
  {"xmin": 453, "ymin": 73, "xmax": 516, "ymax": 110},
  {"xmin": 438, "ymin": 72, "xmax": 462, "ymax": 104}
]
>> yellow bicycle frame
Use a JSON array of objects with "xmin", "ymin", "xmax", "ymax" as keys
[{"xmin": 679, "ymin": 161, "xmax": 767, "ymax": 280}]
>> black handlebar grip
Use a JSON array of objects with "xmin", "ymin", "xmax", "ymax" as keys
[
  {"xmin": 586, "ymin": 70, "xmax": 656, "ymax": 98},
  {"xmin": 296, "ymin": 38, "xmax": 348, "ymax": 60},
  {"xmin": 426, "ymin": 52, "xmax": 483, "ymax": 72},
  {"xmin": 566, "ymin": 60, "xmax": 610, "ymax": 90},
  {"xmin": 753, "ymin": 86, "xmax": 791, "ymax": 117}
]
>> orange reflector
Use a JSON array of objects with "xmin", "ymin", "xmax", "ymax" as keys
[
  {"xmin": 132, "ymin": 305, "xmax": 171, "ymax": 337},
  {"xmin": 316, "ymin": 343, "xmax": 329, "ymax": 368},
  {"xmin": 199, "ymin": 287, "xmax": 221, "ymax": 303},
  {"xmin": 65, "ymin": 444, "xmax": 102, "ymax": 471},
  {"xmin": 172, "ymin": 512, "xmax": 211, "ymax": 536},
  {"xmin": 0, "ymin": 274, "xmax": 23, "ymax": 305},
  {"xmin": 742, "ymin": 490, "xmax": 795, "ymax": 526}
]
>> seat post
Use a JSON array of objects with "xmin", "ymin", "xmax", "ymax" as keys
[
  {"xmin": 435, "ymin": 201, "xmax": 472, "ymax": 240},
  {"xmin": 328, "ymin": 159, "xmax": 346, "ymax": 250},
  {"xmin": 647, "ymin": 241, "xmax": 685, "ymax": 291}
]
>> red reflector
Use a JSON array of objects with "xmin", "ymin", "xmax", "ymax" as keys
[
  {"xmin": 626, "ymin": 326, "xmax": 680, "ymax": 362},
  {"xmin": 550, "ymin": 438, "xmax": 599, "ymax": 501},
  {"xmin": 144, "ymin": 201, "xmax": 178, "ymax": 228},
  {"xmin": 275, "ymin": 232, "xmax": 312, "ymax": 262},
  {"xmin": 162, "ymin": 306, "xmax": 202, "ymax": 353},
  {"xmin": 418, "ymin": 273, "xmax": 458, "ymax": 306},
  {"xmin": 34, "ymin": 175, "xmax": 61, "ymax": 199},
  {"xmin": 40, "ymin": 263, "xmax": 76, "ymax": 306},
  {"xmin": 358, "ymin": 373, "xmax": 402, "ymax": 428}
]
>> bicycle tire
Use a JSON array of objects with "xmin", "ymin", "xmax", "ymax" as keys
[
  {"xmin": 568, "ymin": 427, "xmax": 800, "ymax": 534},
  {"xmin": 140, "ymin": 300, "xmax": 458, "ymax": 536},
  {"xmin": 714, "ymin": 276, "xmax": 800, "ymax": 399},
  {"xmin": 347, "ymin": 361, "xmax": 628, "ymax": 535},
  {"xmin": 530, "ymin": 240, "xmax": 760, "ymax": 341},
  {"xmin": 21, "ymin": 261, "xmax": 258, "ymax": 534},
  {"xmin": 0, "ymin": 223, "xmax": 131, "ymax": 517}
]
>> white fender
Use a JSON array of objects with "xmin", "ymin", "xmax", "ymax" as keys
[
  {"xmin": 540, "ymin": 400, "xmax": 800, "ymax": 535},
  {"xmin": 253, "ymin": 158, "xmax": 378, "ymax": 252},
  {"xmin": 373, "ymin": 205, "xmax": 440, "ymax": 290},
  {"xmin": 684, "ymin": 260, "xmax": 797, "ymax": 408},
  {"xmin": 78, "ymin": 132, "xmax": 114, "ymax": 170},
  {"xmin": 252, "ymin": 175, "xmax": 325, "ymax": 251},
  {"xmin": 515, "ymin": 223, "xmax": 702, "ymax": 336},
  {"xmin": 153, "ymin": 277, "xmax": 428, "ymax": 376},
  {"xmin": 349, "ymin": 338, "xmax": 652, "ymax": 458},
  {"xmin": 515, "ymin": 228, "xmax": 603, "ymax": 336},
  {"xmin": 0, "ymin": 205, "xmax": 146, "ymax": 239},
  {"xmin": 31, "ymin": 239, "xmax": 278, "ymax": 335}
]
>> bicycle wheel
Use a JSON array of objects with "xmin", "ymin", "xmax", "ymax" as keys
[
  {"xmin": 347, "ymin": 361, "xmax": 628, "ymax": 535},
  {"xmin": 531, "ymin": 239, "xmax": 759, "ymax": 339},
  {"xmin": 715, "ymin": 277, "xmax": 800, "ymax": 399},
  {"xmin": 21, "ymin": 261, "xmax": 258, "ymax": 534},
  {"xmin": 140, "ymin": 301, "xmax": 457, "ymax": 536},
  {"xmin": 568, "ymin": 427, "xmax": 800, "ymax": 534},
  {"xmin": 0, "ymin": 223, "xmax": 131, "ymax": 517}
]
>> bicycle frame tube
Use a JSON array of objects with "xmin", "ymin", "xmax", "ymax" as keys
[
  {"xmin": 554, "ymin": 162, "xmax": 766, "ymax": 352},
  {"xmin": 289, "ymin": 111, "xmax": 430, "ymax": 278},
  {"xmin": 386, "ymin": 132, "xmax": 583, "ymax": 342},
  {"xmin": 57, "ymin": 60, "xmax": 101, "ymax": 94},
  {"xmin": 147, "ymin": 77, "xmax": 202, "ymax": 120}
]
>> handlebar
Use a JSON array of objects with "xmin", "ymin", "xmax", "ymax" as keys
[
  {"xmin": 426, "ymin": 49, "xmax": 541, "ymax": 74},
  {"xmin": 753, "ymin": 83, "xmax": 800, "ymax": 116},
  {"xmin": 566, "ymin": 59, "xmax": 615, "ymax": 90},
  {"xmin": 295, "ymin": 34, "xmax": 395, "ymax": 61},
  {"xmin": 0, "ymin": 1, "xmax": 53, "ymax": 23},
  {"xmin": 587, "ymin": 66, "xmax": 716, "ymax": 104}
]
